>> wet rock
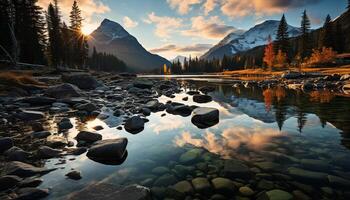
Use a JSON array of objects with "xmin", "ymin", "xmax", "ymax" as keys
[
  {"xmin": 179, "ymin": 149, "xmax": 202, "ymax": 164},
  {"xmin": 141, "ymin": 108, "xmax": 151, "ymax": 116},
  {"xmin": 0, "ymin": 137, "xmax": 13, "ymax": 153},
  {"xmin": 292, "ymin": 190, "xmax": 311, "ymax": 200},
  {"xmin": 87, "ymin": 138, "xmax": 128, "ymax": 165},
  {"xmin": 0, "ymin": 175, "xmax": 22, "ymax": 191},
  {"xmin": 76, "ymin": 103, "xmax": 97, "ymax": 113},
  {"xmin": 173, "ymin": 181, "xmax": 194, "ymax": 194},
  {"xmin": 193, "ymin": 94, "xmax": 212, "ymax": 103},
  {"xmin": 211, "ymin": 177, "xmax": 235, "ymax": 195},
  {"xmin": 76, "ymin": 131, "xmax": 102, "ymax": 143},
  {"xmin": 145, "ymin": 100, "xmax": 159, "ymax": 110},
  {"xmin": 133, "ymin": 79, "xmax": 153, "ymax": 89},
  {"xmin": 32, "ymin": 131, "xmax": 51, "ymax": 139},
  {"xmin": 68, "ymin": 183, "xmax": 151, "ymax": 200},
  {"xmin": 66, "ymin": 171, "xmax": 82, "ymax": 180},
  {"xmin": 16, "ymin": 110, "xmax": 45, "ymax": 121},
  {"xmin": 46, "ymin": 83, "xmax": 83, "ymax": 99},
  {"xmin": 68, "ymin": 147, "xmax": 88, "ymax": 156},
  {"xmin": 187, "ymin": 91, "xmax": 200, "ymax": 95},
  {"xmin": 327, "ymin": 175, "xmax": 350, "ymax": 187},
  {"xmin": 281, "ymin": 71, "xmax": 302, "ymax": 79},
  {"xmin": 182, "ymin": 97, "xmax": 188, "ymax": 101},
  {"xmin": 58, "ymin": 118, "xmax": 73, "ymax": 130},
  {"xmin": 287, "ymin": 167, "xmax": 328, "ymax": 183},
  {"xmin": 223, "ymin": 159, "xmax": 251, "ymax": 179},
  {"xmin": 166, "ymin": 104, "xmax": 192, "ymax": 117},
  {"xmin": 37, "ymin": 146, "xmax": 62, "ymax": 159},
  {"xmin": 254, "ymin": 162, "xmax": 281, "ymax": 171},
  {"xmin": 19, "ymin": 178, "xmax": 43, "ymax": 188},
  {"xmin": 46, "ymin": 135, "xmax": 67, "ymax": 148},
  {"xmin": 62, "ymin": 73, "xmax": 102, "ymax": 90},
  {"xmin": 192, "ymin": 177, "xmax": 212, "ymax": 194},
  {"xmin": 124, "ymin": 116, "xmax": 144, "ymax": 134},
  {"xmin": 4, "ymin": 147, "xmax": 30, "ymax": 161},
  {"xmin": 191, "ymin": 107, "xmax": 219, "ymax": 129},
  {"xmin": 152, "ymin": 166, "xmax": 170, "ymax": 175},
  {"xmin": 199, "ymin": 86, "xmax": 215, "ymax": 93},
  {"xmin": 93, "ymin": 125, "xmax": 104, "ymax": 131},
  {"xmin": 300, "ymin": 159, "xmax": 330, "ymax": 172},
  {"xmin": 259, "ymin": 189, "xmax": 293, "ymax": 200},
  {"xmin": 239, "ymin": 186, "xmax": 254, "ymax": 196},
  {"xmin": 20, "ymin": 96, "xmax": 56, "ymax": 105},
  {"xmin": 3, "ymin": 161, "xmax": 53, "ymax": 177},
  {"xmin": 16, "ymin": 187, "xmax": 49, "ymax": 200},
  {"xmin": 31, "ymin": 122, "xmax": 44, "ymax": 132}
]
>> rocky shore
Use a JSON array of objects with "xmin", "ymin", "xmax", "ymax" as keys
[{"xmin": 0, "ymin": 70, "xmax": 350, "ymax": 200}]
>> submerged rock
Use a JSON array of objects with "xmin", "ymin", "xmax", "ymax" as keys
[
  {"xmin": 192, "ymin": 177, "xmax": 212, "ymax": 194},
  {"xmin": 124, "ymin": 116, "xmax": 144, "ymax": 134},
  {"xmin": 223, "ymin": 159, "xmax": 251, "ymax": 178},
  {"xmin": 153, "ymin": 174, "xmax": 178, "ymax": 186},
  {"xmin": 193, "ymin": 94, "xmax": 212, "ymax": 103},
  {"xmin": 179, "ymin": 149, "xmax": 202, "ymax": 164},
  {"xmin": 3, "ymin": 161, "xmax": 53, "ymax": 178},
  {"xmin": 191, "ymin": 107, "xmax": 219, "ymax": 129},
  {"xmin": 260, "ymin": 189, "xmax": 293, "ymax": 200},
  {"xmin": 211, "ymin": 177, "xmax": 235, "ymax": 195},
  {"xmin": 173, "ymin": 180, "xmax": 194, "ymax": 194},
  {"xmin": 287, "ymin": 167, "xmax": 328, "ymax": 183},
  {"xmin": 87, "ymin": 138, "xmax": 128, "ymax": 165}
]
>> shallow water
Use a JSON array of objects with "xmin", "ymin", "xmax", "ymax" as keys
[{"xmin": 40, "ymin": 78, "xmax": 350, "ymax": 199}]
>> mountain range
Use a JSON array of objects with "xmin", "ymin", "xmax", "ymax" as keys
[
  {"xmin": 201, "ymin": 20, "xmax": 302, "ymax": 60},
  {"xmin": 88, "ymin": 19, "xmax": 170, "ymax": 72}
]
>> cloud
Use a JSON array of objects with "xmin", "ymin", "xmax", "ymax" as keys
[
  {"xmin": 203, "ymin": 0, "xmax": 219, "ymax": 15},
  {"xmin": 220, "ymin": 0, "xmax": 321, "ymax": 18},
  {"xmin": 38, "ymin": 0, "xmax": 110, "ymax": 33},
  {"xmin": 150, "ymin": 43, "xmax": 213, "ymax": 53},
  {"xmin": 123, "ymin": 16, "xmax": 138, "ymax": 28},
  {"xmin": 144, "ymin": 12, "xmax": 183, "ymax": 38},
  {"xmin": 167, "ymin": 0, "xmax": 202, "ymax": 15},
  {"xmin": 182, "ymin": 16, "xmax": 237, "ymax": 40}
]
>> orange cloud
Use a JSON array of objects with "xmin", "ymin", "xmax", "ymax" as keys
[
  {"xmin": 144, "ymin": 12, "xmax": 183, "ymax": 38},
  {"xmin": 167, "ymin": 0, "xmax": 202, "ymax": 15}
]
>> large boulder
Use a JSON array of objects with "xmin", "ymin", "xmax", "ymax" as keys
[
  {"xmin": 0, "ymin": 137, "xmax": 13, "ymax": 153},
  {"xmin": 76, "ymin": 131, "xmax": 102, "ymax": 143},
  {"xmin": 62, "ymin": 73, "xmax": 102, "ymax": 90},
  {"xmin": 191, "ymin": 107, "xmax": 219, "ymax": 129},
  {"xmin": 0, "ymin": 175, "xmax": 22, "ymax": 191},
  {"xmin": 86, "ymin": 138, "xmax": 128, "ymax": 165},
  {"xmin": 46, "ymin": 83, "xmax": 83, "ymax": 99},
  {"xmin": 124, "ymin": 116, "xmax": 145, "ymax": 134},
  {"xmin": 4, "ymin": 147, "xmax": 30, "ymax": 161},
  {"xmin": 166, "ymin": 104, "xmax": 193, "ymax": 117}
]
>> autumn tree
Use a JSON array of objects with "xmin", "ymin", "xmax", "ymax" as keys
[
  {"xmin": 299, "ymin": 10, "xmax": 311, "ymax": 59},
  {"xmin": 307, "ymin": 47, "xmax": 337, "ymax": 65},
  {"xmin": 263, "ymin": 35, "xmax": 275, "ymax": 71},
  {"xmin": 275, "ymin": 50, "xmax": 287, "ymax": 67}
]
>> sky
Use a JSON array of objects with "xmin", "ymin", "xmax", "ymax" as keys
[{"xmin": 38, "ymin": 0, "xmax": 348, "ymax": 60}]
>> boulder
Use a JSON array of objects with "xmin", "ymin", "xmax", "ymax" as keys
[
  {"xmin": 87, "ymin": 138, "xmax": 128, "ymax": 165},
  {"xmin": 287, "ymin": 167, "xmax": 328, "ymax": 183},
  {"xmin": 124, "ymin": 116, "xmax": 145, "ymax": 134},
  {"xmin": 16, "ymin": 188, "xmax": 49, "ymax": 200},
  {"xmin": 3, "ymin": 161, "xmax": 53, "ymax": 177},
  {"xmin": 193, "ymin": 94, "xmax": 212, "ymax": 103},
  {"xmin": 223, "ymin": 159, "xmax": 251, "ymax": 178},
  {"xmin": 133, "ymin": 79, "xmax": 153, "ymax": 89},
  {"xmin": 4, "ymin": 147, "xmax": 30, "ymax": 161},
  {"xmin": 37, "ymin": 146, "xmax": 62, "ymax": 159},
  {"xmin": 46, "ymin": 135, "xmax": 68, "ymax": 147},
  {"xmin": 46, "ymin": 83, "xmax": 83, "ymax": 99},
  {"xmin": 32, "ymin": 131, "xmax": 51, "ymax": 139},
  {"xmin": 261, "ymin": 189, "xmax": 293, "ymax": 200},
  {"xmin": 192, "ymin": 177, "xmax": 212, "ymax": 194},
  {"xmin": 191, "ymin": 107, "xmax": 219, "ymax": 129},
  {"xmin": 16, "ymin": 110, "xmax": 45, "ymax": 121},
  {"xmin": 62, "ymin": 73, "xmax": 102, "ymax": 90},
  {"xmin": 211, "ymin": 177, "xmax": 235, "ymax": 195},
  {"xmin": 0, "ymin": 175, "xmax": 22, "ymax": 191},
  {"xmin": 76, "ymin": 131, "xmax": 102, "ymax": 143},
  {"xmin": 0, "ymin": 137, "xmax": 13, "ymax": 153},
  {"xmin": 166, "ymin": 104, "xmax": 192, "ymax": 117},
  {"xmin": 66, "ymin": 171, "xmax": 82, "ymax": 180},
  {"xmin": 173, "ymin": 181, "xmax": 194, "ymax": 194}
]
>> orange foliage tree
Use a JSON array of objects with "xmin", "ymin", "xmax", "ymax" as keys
[
  {"xmin": 275, "ymin": 50, "xmax": 287, "ymax": 68},
  {"xmin": 263, "ymin": 35, "xmax": 275, "ymax": 71},
  {"xmin": 307, "ymin": 47, "xmax": 337, "ymax": 65}
]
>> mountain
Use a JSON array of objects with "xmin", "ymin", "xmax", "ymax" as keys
[
  {"xmin": 88, "ymin": 19, "xmax": 170, "ymax": 72},
  {"xmin": 171, "ymin": 55, "xmax": 187, "ymax": 64},
  {"xmin": 201, "ymin": 20, "xmax": 301, "ymax": 60}
]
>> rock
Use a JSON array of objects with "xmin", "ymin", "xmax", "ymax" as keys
[
  {"xmin": 86, "ymin": 138, "xmax": 128, "ymax": 165},
  {"xmin": 340, "ymin": 74, "xmax": 350, "ymax": 81},
  {"xmin": 124, "ymin": 116, "xmax": 144, "ymax": 134},
  {"xmin": 31, "ymin": 122, "xmax": 44, "ymax": 132},
  {"xmin": 66, "ymin": 171, "xmax": 82, "ymax": 180},
  {"xmin": 58, "ymin": 118, "xmax": 73, "ymax": 130},
  {"xmin": 199, "ymin": 86, "xmax": 215, "ymax": 93},
  {"xmin": 152, "ymin": 166, "xmax": 170, "ymax": 175},
  {"xmin": 287, "ymin": 167, "xmax": 328, "ymax": 183},
  {"xmin": 223, "ymin": 159, "xmax": 251, "ymax": 178},
  {"xmin": 20, "ymin": 96, "xmax": 56, "ymax": 105},
  {"xmin": 182, "ymin": 97, "xmax": 188, "ymax": 101},
  {"xmin": 68, "ymin": 183, "xmax": 151, "ymax": 200},
  {"xmin": 37, "ymin": 146, "xmax": 62, "ymax": 159},
  {"xmin": 281, "ymin": 71, "xmax": 302, "ymax": 79},
  {"xmin": 68, "ymin": 147, "xmax": 88, "ymax": 156},
  {"xmin": 141, "ymin": 108, "xmax": 151, "ymax": 116},
  {"xmin": 173, "ymin": 181, "xmax": 194, "ymax": 194},
  {"xmin": 76, "ymin": 103, "xmax": 97, "ymax": 113},
  {"xmin": 187, "ymin": 91, "xmax": 200, "ymax": 95},
  {"xmin": 62, "ymin": 73, "xmax": 102, "ymax": 90},
  {"xmin": 4, "ymin": 147, "xmax": 30, "ymax": 161},
  {"xmin": 323, "ymin": 74, "xmax": 341, "ymax": 81},
  {"xmin": 0, "ymin": 137, "xmax": 13, "ymax": 153},
  {"xmin": 292, "ymin": 190, "xmax": 311, "ymax": 200},
  {"xmin": 257, "ymin": 179, "xmax": 274, "ymax": 190},
  {"xmin": 76, "ymin": 131, "xmax": 102, "ymax": 143},
  {"xmin": 300, "ymin": 159, "xmax": 330, "ymax": 172},
  {"xmin": 0, "ymin": 175, "xmax": 22, "ymax": 191},
  {"xmin": 179, "ymin": 149, "xmax": 202, "ymax": 164},
  {"xmin": 239, "ymin": 186, "xmax": 254, "ymax": 196},
  {"xmin": 32, "ymin": 131, "xmax": 51, "ymax": 139},
  {"xmin": 19, "ymin": 178, "xmax": 43, "ymax": 188},
  {"xmin": 191, "ymin": 177, "xmax": 212, "ymax": 194},
  {"xmin": 133, "ymin": 79, "xmax": 153, "ymax": 89},
  {"xmin": 16, "ymin": 188, "xmax": 49, "ymax": 200},
  {"xmin": 193, "ymin": 94, "xmax": 212, "ymax": 103},
  {"xmin": 46, "ymin": 135, "xmax": 67, "ymax": 147},
  {"xmin": 3, "ymin": 161, "xmax": 52, "ymax": 177},
  {"xmin": 45, "ymin": 83, "xmax": 83, "ymax": 99},
  {"xmin": 16, "ymin": 110, "xmax": 45, "ymax": 121},
  {"xmin": 166, "ymin": 104, "xmax": 192, "ymax": 117},
  {"xmin": 145, "ymin": 100, "xmax": 159, "ymax": 110},
  {"xmin": 261, "ymin": 189, "xmax": 293, "ymax": 200},
  {"xmin": 191, "ymin": 107, "xmax": 219, "ymax": 129},
  {"xmin": 327, "ymin": 175, "xmax": 350, "ymax": 187},
  {"xmin": 153, "ymin": 174, "xmax": 178, "ymax": 186},
  {"xmin": 254, "ymin": 162, "xmax": 281, "ymax": 171},
  {"xmin": 343, "ymin": 84, "xmax": 350, "ymax": 94},
  {"xmin": 211, "ymin": 177, "xmax": 235, "ymax": 195},
  {"xmin": 93, "ymin": 125, "xmax": 104, "ymax": 131}
]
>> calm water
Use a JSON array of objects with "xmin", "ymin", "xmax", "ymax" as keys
[{"xmin": 40, "ymin": 77, "xmax": 350, "ymax": 199}]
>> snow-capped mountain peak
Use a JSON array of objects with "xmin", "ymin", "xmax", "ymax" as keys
[{"xmin": 96, "ymin": 18, "xmax": 130, "ymax": 40}]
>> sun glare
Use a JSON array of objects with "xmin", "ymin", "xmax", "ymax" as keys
[{"xmin": 81, "ymin": 25, "xmax": 94, "ymax": 35}]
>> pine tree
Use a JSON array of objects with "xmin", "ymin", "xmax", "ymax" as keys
[
  {"xmin": 275, "ymin": 14, "xmax": 290, "ymax": 56},
  {"xmin": 263, "ymin": 35, "xmax": 275, "ymax": 71},
  {"xmin": 47, "ymin": 3, "xmax": 63, "ymax": 67},
  {"xmin": 334, "ymin": 22, "xmax": 344, "ymax": 53},
  {"xmin": 0, "ymin": 0, "xmax": 15, "ymax": 61},
  {"xmin": 299, "ymin": 10, "xmax": 311, "ymax": 59},
  {"xmin": 321, "ymin": 15, "xmax": 334, "ymax": 48}
]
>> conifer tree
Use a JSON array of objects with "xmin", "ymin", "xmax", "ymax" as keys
[
  {"xmin": 334, "ymin": 22, "xmax": 344, "ymax": 53},
  {"xmin": 321, "ymin": 15, "xmax": 334, "ymax": 48},
  {"xmin": 47, "ymin": 3, "xmax": 63, "ymax": 67},
  {"xmin": 275, "ymin": 14, "xmax": 290, "ymax": 56},
  {"xmin": 0, "ymin": 0, "xmax": 15, "ymax": 60},
  {"xmin": 299, "ymin": 10, "xmax": 311, "ymax": 59}
]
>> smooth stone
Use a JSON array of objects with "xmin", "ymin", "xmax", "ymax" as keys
[
  {"xmin": 4, "ymin": 147, "xmax": 30, "ymax": 161},
  {"xmin": 292, "ymin": 190, "xmax": 311, "ymax": 200},
  {"xmin": 211, "ymin": 177, "xmax": 235, "ymax": 195},
  {"xmin": 32, "ymin": 131, "xmax": 51, "ymax": 139},
  {"xmin": 46, "ymin": 135, "xmax": 67, "ymax": 147},
  {"xmin": 152, "ymin": 166, "xmax": 170, "ymax": 175},
  {"xmin": 145, "ymin": 100, "xmax": 159, "ymax": 110},
  {"xmin": 191, "ymin": 107, "xmax": 219, "ymax": 129},
  {"xmin": 173, "ymin": 181, "xmax": 194, "ymax": 194},
  {"xmin": 124, "ymin": 116, "xmax": 144, "ymax": 134},
  {"xmin": 327, "ymin": 175, "xmax": 350, "ymax": 187},
  {"xmin": 3, "ymin": 161, "xmax": 52, "ymax": 177},
  {"xmin": 179, "ymin": 149, "xmax": 202, "ymax": 164},
  {"xmin": 257, "ymin": 179, "xmax": 274, "ymax": 190},
  {"xmin": 300, "ymin": 159, "xmax": 330, "ymax": 172},
  {"xmin": 141, "ymin": 107, "xmax": 151, "ymax": 116},
  {"xmin": 17, "ymin": 110, "xmax": 45, "ymax": 121},
  {"xmin": 16, "ymin": 187, "xmax": 49, "ymax": 200},
  {"xmin": 262, "ymin": 189, "xmax": 293, "ymax": 200},
  {"xmin": 193, "ymin": 94, "xmax": 212, "ymax": 103},
  {"xmin": 133, "ymin": 79, "xmax": 153, "ymax": 89},
  {"xmin": 223, "ymin": 159, "xmax": 251, "ymax": 178},
  {"xmin": 76, "ymin": 103, "xmax": 97, "ymax": 112},
  {"xmin": 62, "ymin": 73, "xmax": 102, "ymax": 90},
  {"xmin": 254, "ymin": 162, "xmax": 281, "ymax": 171},
  {"xmin": 154, "ymin": 174, "xmax": 178, "ymax": 186},
  {"xmin": 87, "ymin": 138, "xmax": 128, "ymax": 165},
  {"xmin": 191, "ymin": 177, "xmax": 212, "ymax": 194},
  {"xmin": 31, "ymin": 122, "xmax": 44, "ymax": 132},
  {"xmin": 37, "ymin": 146, "xmax": 62, "ymax": 159},
  {"xmin": 166, "ymin": 104, "xmax": 192, "ymax": 117},
  {"xmin": 0, "ymin": 137, "xmax": 14, "ymax": 153},
  {"xmin": 239, "ymin": 186, "xmax": 254, "ymax": 196},
  {"xmin": 287, "ymin": 167, "xmax": 328, "ymax": 183},
  {"xmin": 66, "ymin": 171, "xmax": 82, "ymax": 180},
  {"xmin": 58, "ymin": 119, "xmax": 73, "ymax": 130},
  {"xmin": 19, "ymin": 177, "xmax": 43, "ymax": 188},
  {"xmin": 76, "ymin": 131, "xmax": 102, "ymax": 143},
  {"xmin": 45, "ymin": 83, "xmax": 83, "ymax": 98},
  {"xmin": 93, "ymin": 125, "xmax": 104, "ymax": 131},
  {"xmin": 211, "ymin": 194, "xmax": 228, "ymax": 200},
  {"xmin": 0, "ymin": 175, "xmax": 22, "ymax": 191}
]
